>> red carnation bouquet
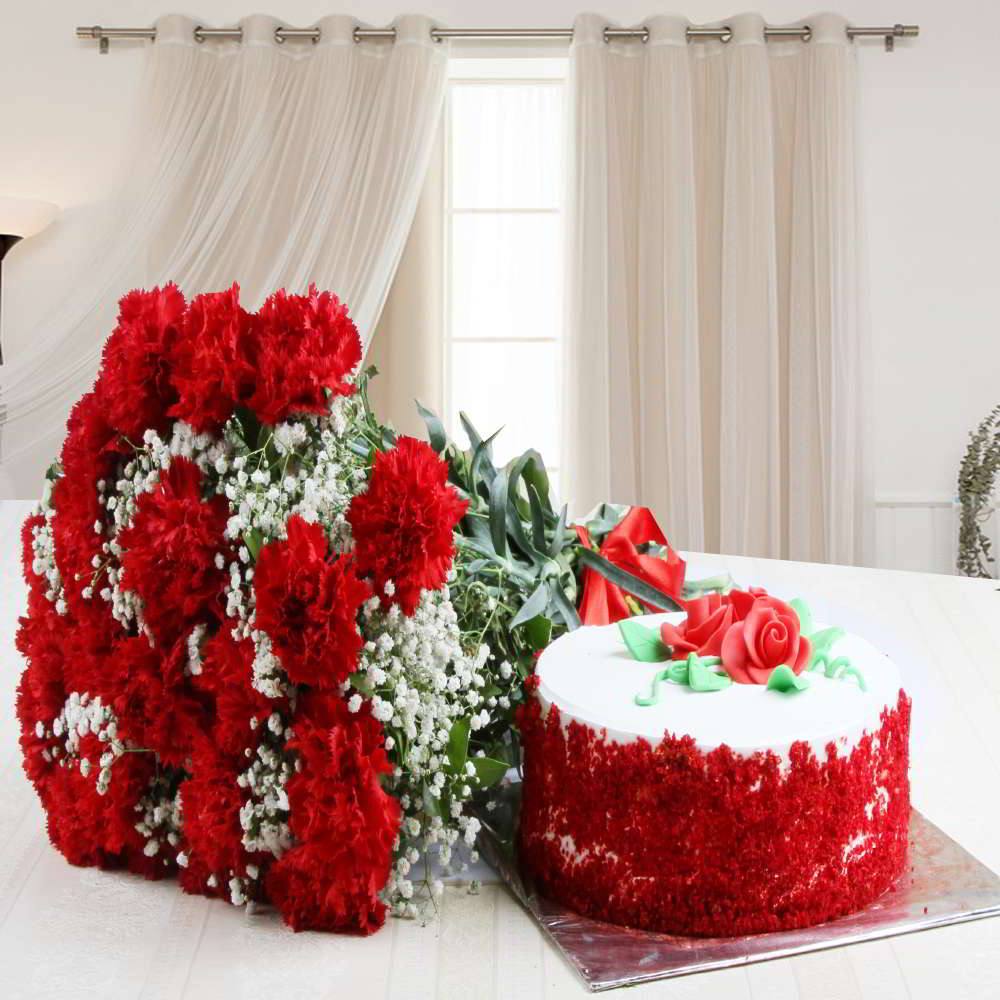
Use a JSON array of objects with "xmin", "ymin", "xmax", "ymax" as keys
[{"xmin": 15, "ymin": 283, "xmax": 515, "ymax": 934}]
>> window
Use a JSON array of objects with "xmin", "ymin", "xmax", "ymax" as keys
[{"xmin": 444, "ymin": 58, "xmax": 567, "ymax": 495}]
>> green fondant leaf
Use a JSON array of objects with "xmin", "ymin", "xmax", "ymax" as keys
[
  {"xmin": 789, "ymin": 598, "xmax": 814, "ymax": 637},
  {"xmin": 687, "ymin": 653, "xmax": 733, "ymax": 692},
  {"xmin": 766, "ymin": 664, "xmax": 811, "ymax": 694},
  {"xmin": 803, "ymin": 625, "xmax": 845, "ymax": 670},
  {"xmin": 618, "ymin": 619, "xmax": 670, "ymax": 663}
]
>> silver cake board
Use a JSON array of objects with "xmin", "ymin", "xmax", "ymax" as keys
[{"xmin": 476, "ymin": 788, "xmax": 1000, "ymax": 992}]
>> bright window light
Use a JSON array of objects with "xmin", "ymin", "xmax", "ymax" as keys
[{"xmin": 444, "ymin": 57, "xmax": 567, "ymax": 496}]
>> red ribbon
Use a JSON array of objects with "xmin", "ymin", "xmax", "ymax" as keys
[{"xmin": 575, "ymin": 506, "xmax": 686, "ymax": 626}]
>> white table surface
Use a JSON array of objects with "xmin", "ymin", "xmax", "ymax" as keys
[{"xmin": 3, "ymin": 497, "xmax": 1000, "ymax": 999}]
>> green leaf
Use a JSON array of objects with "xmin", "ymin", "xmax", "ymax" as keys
[
  {"xmin": 348, "ymin": 671, "xmax": 374, "ymax": 696},
  {"xmin": 527, "ymin": 484, "xmax": 546, "ymax": 551},
  {"xmin": 511, "ymin": 583, "xmax": 548, "ymax": 629},
  {"xmin": 618, "ymin": 619, "xmax": 670, "ymax": 662},
  {"xmin": 578, "ymin": 547, "xmax": 682, "ymax": 612},
  {"xmin": 766, "ymin": 665, "xmax": 811, "ymax": 694},
  {"xmin": 233, "ymin": 405, "xmax": 262, "ymax": 449},
  {"xmin": 519, "ymin": 451, "xmax": 553, "ymax": 514},
  {"xmin": 550, "ymin": 504, "xmax": 568, "ymax": 557},
  {"xmin": 447, "ymin": 717, "xmax": 470, "ymax": 774},
  {"xmin": 422, "ymin": 781, "xmax": 441, "ymax": 817},
  {"xmin": 789, "ymin": 598, "xmax": 814, "ymax": 637},
  {"xmin": 688, "ymin": 654, "xmax": 733, "ymax": 692},
  {"xmin": 415, "ymin": 400, "xmax": 447, "ymax": 453},
  {"xmin": 244, "ymin": 528, "xmax": 264, "ymax": 561},
  {"xmin": 488, "ymin": 470, "xmax": 509, "ymax": 558},
  {"xmin": 547, "ymin": 581, "xmax": 581, "ymax": 631},
  {"xmin": 471, "ymin": 756, "xmax": 509, "ymax": 788},
  {"xmin": 470, "ymin": 426, "xmax": 503, "ymax": 492},
  {"xmin": 583, "ymin": 502, "xmax": 630, "ymax": 545},
  {"xmin": 459, "ymin": 410, "xmax": 485, "ymax": 452},
  {"xmin": 522, "ymin": 614, "xmax": 552, "ymax": 651}
]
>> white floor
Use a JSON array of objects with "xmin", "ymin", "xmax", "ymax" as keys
[{"xmin": 4, "ymin": 499, "xmax": 1000, "ymax": 998}]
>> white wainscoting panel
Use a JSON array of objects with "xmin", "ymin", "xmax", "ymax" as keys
[{"xmin": 875, "ymin": 497, "xmax": 999, "ymax": 577}]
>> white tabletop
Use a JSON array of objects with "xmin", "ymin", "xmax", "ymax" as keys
[{"xmin": 3, "ymin": 498, "xmax": 1000, "ymax": 999}]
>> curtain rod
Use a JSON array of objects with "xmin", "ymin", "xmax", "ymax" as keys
[{"xmin": 76, "ymin": 22, "xmax": 920, "ymax": 53}]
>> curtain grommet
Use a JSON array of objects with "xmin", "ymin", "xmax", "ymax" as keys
[
  {"xmin": 802, "ymin": 25, "xmax": 813, "ymax": 43},
  {"xmin": 274, "ymin": 26, "xmax": 286, "ymax": 44},
  {"xmin": 193, "ymin": 25, "xmax": 205, "ymax": 43},
  {"xmin": 720, "ymin": 25, "xmax": 733, "ymax": 43}
]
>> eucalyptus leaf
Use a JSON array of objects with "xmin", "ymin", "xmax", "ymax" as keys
[
  {"xmin": 415, "ymin": 399, "xmax": 447, "ymax": 453},
  {"xmin": 489, "ymin": 470, "xmax": 509, "ymax": 558},
  {"xmin": 528, "ymin": 484, "xmax": 546, "ymax": 551},
  {"xmin": 550, "ymin": 504, "xmax": 568, "ymax": 557},
  {"xmin": 510, "ymin": 583, "xmax": 549, "ymax": 629},
  {"xmin": 578, "ymin": 547, "xmax": 682, "ymax": 612},
  {"xmin": 470, "ymin": 426, "xmax": 503, "ymax": 493},
  {"xmin": 548, "ymin": 580, "xmax": 582, "ymax": 631}
]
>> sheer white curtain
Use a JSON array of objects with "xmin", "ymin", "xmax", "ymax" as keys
[
  {"xmin": 563, "ymin": 11, "xmax": 873, "ymax": 565},
  {"xmin": 0, "ymin": 13, "xmax": 446, "ymax": 497}
]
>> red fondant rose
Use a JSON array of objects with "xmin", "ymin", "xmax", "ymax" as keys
[
  {"xmin": 659, "ymin": 588, "xmax": 765, "ymax": 658},
  {"xmin": 720, "ymin": 595, "xmax": 811, "ymax": 685}
]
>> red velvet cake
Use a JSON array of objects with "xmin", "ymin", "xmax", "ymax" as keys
[{"xmin": 518, "ymin": 591, "xmax": 910, "ymax": 936}]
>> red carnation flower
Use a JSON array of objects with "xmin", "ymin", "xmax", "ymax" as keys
[
  {"xmin": 346, "ymin": 436, "xmax": 467, "ymax": 615},
  {"xmin": 245, "ymin": 285, "xmax": 362, "ymax": 426},
  {"xmin": 194, "ymin": 630, "xmax": 277, "ymax": 763},
  {"xmin": 168, "ymin": 284, "xmax": 256, "ymax": 434},
  {"xmin": 179, "ymin": 747, "xmax": 260, "ymax": 898},
  {"xmin": 118, "ymin": 457, "xmax": 231, "ymax": 649},
  {"xmin": 98, "ymin": 284, "xmax": 186, "ymax": 441},
  {"xmin": 267, "ymin": 692, "xmax": 399, "ymax": 933},
  {"xmin": 253, "ymin": 516, "xmax": 369, "ymax": 689},
  {"xmin": 110, "ymin": 635, "xmax": 210, "ymax": 769},
  {"xmin": 51, "ymin": 389, "xmax": 123, "ymax": 622}
]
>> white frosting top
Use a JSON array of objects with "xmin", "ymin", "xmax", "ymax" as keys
[{"xmin": 535, "ymin": 612, "xmax": 904, "ymax": 758}]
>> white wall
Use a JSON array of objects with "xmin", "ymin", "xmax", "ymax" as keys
[{"xmin": 1, "ymin": 1, "xmax": 997, "ymax": 572}]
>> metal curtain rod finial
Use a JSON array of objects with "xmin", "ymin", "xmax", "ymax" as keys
[{"xmin": 76, "ymin": 22, "xmax": 920, "ymax": 53}]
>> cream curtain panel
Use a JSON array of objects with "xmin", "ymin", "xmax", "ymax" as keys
[
  {"xmin": 563, "ymin": 11, "xmax": 873, "ymax": 564},
  {"xmin": 0, "ymin": 13, "xmax": 446, "ymax": 497}
]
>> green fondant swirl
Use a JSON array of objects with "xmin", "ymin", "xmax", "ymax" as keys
[{"xmin": 634, "ymin": 654, "xmax": 730, "ymax": 705}]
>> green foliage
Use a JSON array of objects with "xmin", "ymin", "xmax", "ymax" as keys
[
  {"xmin": 416, "ymin": 405, "xmax": 582, "ymax": 761},
  {"xmin": 957, "ymin": 403, "xmax": 1000, "ymax": 578},
  {"xmin": 412, "ymin": 401, "xmax": 685, "ymax": 757}
]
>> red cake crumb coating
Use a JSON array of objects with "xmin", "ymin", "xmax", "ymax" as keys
[{"xmin": 517, "ymin": 690, "xmax": 911, "ymax": 936}]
